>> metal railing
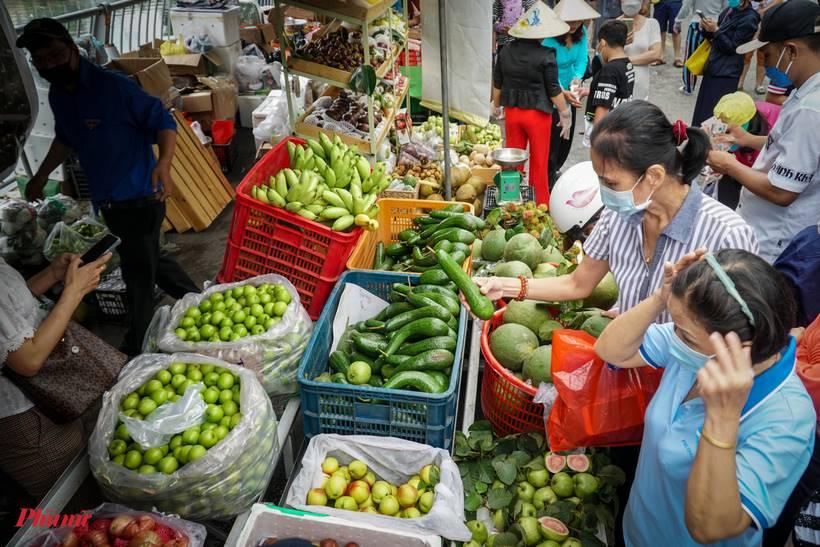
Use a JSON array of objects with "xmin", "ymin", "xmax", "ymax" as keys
[{"xmin": 14, "ymin": 0, "xmax": 170, "ymax": 55}]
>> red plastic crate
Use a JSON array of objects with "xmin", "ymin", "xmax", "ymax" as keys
[
  {"xmin": 219, "ymin": 136, "xmax": 363, "ymax": 319},
  {"xmin": 398, "ymin": 49, "xmax": 420, "ymax": 66},
  {"xmin": 480, "ymin": 308, "xmax": 546, "ymax": 436}
]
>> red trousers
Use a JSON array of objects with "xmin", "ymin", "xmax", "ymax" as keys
[{"xmin": 504, "ymin": 106, "xmax": 552, "ymax": 204}]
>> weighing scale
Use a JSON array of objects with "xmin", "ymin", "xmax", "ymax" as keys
[{"xmin": 491, "ymin": 148, "xmax": 530, "ymax": 204}]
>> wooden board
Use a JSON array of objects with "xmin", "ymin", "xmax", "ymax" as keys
[
  {"xmin": 159, "ymin": 111, "xmax": 235, "ymax": 232},
  {"xmin": 280, "ymin": 0, "xmax": 392, "ymax": 23}
]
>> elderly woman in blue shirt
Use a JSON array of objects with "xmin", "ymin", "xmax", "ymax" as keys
[
  {"xmin": 542, "ymin": 0, "xmax": 600, "ymax": 185},
  {"xmin": 596, "ymin": 248, "xmax": 816, "ymax": 545}
]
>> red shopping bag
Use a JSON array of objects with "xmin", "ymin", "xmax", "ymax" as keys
[{"xmin": 547, "ymin": 329, "xmax": 664, "ymax": 451}]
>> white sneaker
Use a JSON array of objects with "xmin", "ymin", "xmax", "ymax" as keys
[{"xmin": 678, "ymin": 85, "xmax": 692, "ymax": 95}]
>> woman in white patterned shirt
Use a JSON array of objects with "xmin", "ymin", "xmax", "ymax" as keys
[
  {"xmin": 0, "ymin": 252, "xmax": 110, "ymax": 498},
  {"xmin": 472, "ymin": 100, "xmax": 758, "ymax": 323}
]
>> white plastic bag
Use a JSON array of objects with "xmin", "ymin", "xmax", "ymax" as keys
[
  {"xmin": 24, "ymin": 502, "xmax": 207, "ymax": 547},
  {"xmin": 235, "ymin": 55, "xmax": 267, "ymax": 91},
  {"xmin": 119, "ymin": 382, "xmax": 207, "ymax": 449},
  {"xmin": 286, "ymin": 434, "xmax": 472, "ymax": 541},
  {"xmin": 142, "ymin": 304, "xmax": 171, "ymax": 354},
  {"xmin": 156, "ymin": 274, "xmax": 313, "ymax": 395},
  {"xmin": 533, "ymin": 381, "xmax": 559, "ymax": 428},
  {"xmin": 89, "ymin": 353, "xmax": 279, "ymax": 521},
  {"xmin": 253, "ymin": 94, "xmax": 290, "ymax": 145}
]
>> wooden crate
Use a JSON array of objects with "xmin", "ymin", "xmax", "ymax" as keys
[
  {"xmin": 471, "ymin": 166, "xmax": 501, "ymax": 184},
  {"xmin": 294, "ymin": 83, "xmax": 407, "ymax": 154},
  {"xmin": 281, "ymin": 0, "xmax": 393, "ymax": 23},
  {"xmin": 161, "ymin": 110, "xmax": 235, "ymax": 232}
]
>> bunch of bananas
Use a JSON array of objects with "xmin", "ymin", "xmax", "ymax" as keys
[{"xmin": 249, "ymin": 134, "xmax": 390, "ymax": 232}]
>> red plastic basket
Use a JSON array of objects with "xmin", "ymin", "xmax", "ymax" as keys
[
  {"xmin": 480, "ymin": 307, "xmax": 546, "ymax": 436},
  {"xmin": 398, "ymin": 49, "xmax": 420, "ymax": 66},
  {"xmin": 218, "ymin": 136, "xmax": 363, "ymax": 319}
]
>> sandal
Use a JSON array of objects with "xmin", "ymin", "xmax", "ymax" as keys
[
  {"xmin": 673, "ymin": 59, "xmax": 684, "ymax": 67},
  {"xmin": 651, "ymin": 60, "xmax": 666, "ymax": 66}
]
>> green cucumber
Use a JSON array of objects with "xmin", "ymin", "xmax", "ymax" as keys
[
  {"xmin": 385, "ymin": 306, "xmax": 452, "ymax": 333},
  {"xmin": 381, "ymin": 364, "xmax": 396, "ymax": 378},
  {"xmin": 396, "ymin": 336, "xmax": 457, "ymax": 356},
  {"xmin": 414, "ymin": 292, "xmax": 461, "ymax": 317},
  {"xmin": 450, "ymin": 250, "xmax": 467, "ymax": 266},
  {"xmin": 406, "ymin": 293, "xmax": 454, "ymax": 318},
  {"xmin": 351, "ymin": 332, "xmax": 387, "ymax": 357},
  {"xmin": 433, "ymin": 240, "xmax": 454, "ymax": 253},
  {"xmin": 451, "ymin": 242, "xmax": 471, "ymax": 256},
  {"xmin": 379, "ymin": 256, "xmax": 395, "ymax": 270},
  {"xmin": 373, "ymin": 241, "xmax": 385, "ymax": 269},
  {"xmin": 328, "ymin": 351, "xmax": 350, "ymax": 375},
  {"xmin": 391, "ymin": 349, "xmax": 455, "ymax": 376},
  {"xmin": 413, "ymin": 216, "xmax": 440, "ymax": 226},
  {"xmin": 375, "ymin": 302, "xmax": 415, "ymax": 321},
  {"xmin": 383, "ymin": 371, "xmax": 444, "ymax": 393},
  {"xmin": 436, "ymin": 249, "xmax": 494, "ymax": 320},
  {"xmin": 384, "ymin": 317, "xmax": 450, "ymax": 356},
  {"xmin": 446, "ymin": 316, "xmax": 458, "ymax": 331},
  {"xmin": 428, "ymin": 371, "xmax": 450, "ymax": 391},
  {"xmin": 367, "ymin": 376, "xmax": 384, "ymax": 388},
  {"xmin": 414, "ymin": 284, "xmax": 459, "ymax": 296},
  {"xmin": 430, "ymin": 210, "xmax": 466, "ymax": 219},
  {"xmin": 365, "ymin": 319, "xmax": 385, "ymax": 331},
  {"xmin": 427, "ymin": 228, "xmax": 476, "ymax": 246},
  {"xmin": 398, "ymin": 229, "xmax": 418, "ymax": 242},
  {"xmin": 386, "ymin": 242, "xmax": 410, "ymax": 258},
  {"xmin": 429, "ymin": 214, "xmax": 485, "ymax": 232},
  {"xmin": 419, "ymin": 269, "xmax": 451, "ymax": 286},
  {"xmin": 412, "ymin": 246, "xmax": 438, "ymax": 267},
  {"xmin": 331, "ymin": 372, "xmax": 349, "ymax": 384},
  {"xmin": 392, "ymin": 283, "xmax": 412, "ymax": 295}
]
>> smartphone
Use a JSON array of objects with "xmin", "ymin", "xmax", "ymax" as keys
[
  {"xmin": 695, "ymin": 9, "xmax": 704, "ymax": 17},
  {"xmin": 80, "ymin": 233, "xmax": 121, "ymax": 264}
]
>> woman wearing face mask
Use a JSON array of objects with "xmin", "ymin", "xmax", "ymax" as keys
[
  {"xmin": 470, "ymin": 101, "xmax": 758, "ymax": 326},
  {"xmin": 691, "ymin": 0, "xmax": 759, "ymax": 126},
  {"xmin": 621, "ymin": 0, "xmax": 663, "ymax": 100},
  {"xmin": 595, "ymin": 249, "xmax": 816, "ymax": 545},
  {"xmin": 542, "ymin": 0, "xmax": 601, "ymax": 186}
]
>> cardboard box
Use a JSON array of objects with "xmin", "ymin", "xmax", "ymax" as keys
[
  {"xmin": 181, "ymin": 90, "xmax": 213, "ymax": 113},
  {"xmin": 107, "ymin": 57, "xmax": 175, "ymax": 106},
  {"xmin": 163, "ymin": 51, "xmax": 222, "ymax": 76},
  {"xmin": 197, "ymin": 75, "xmax": 238, "ymax": 120},
  {"xmin": 240, "ymin": 23, "xmax": 276, "ymax": 53},
  {"xmin": 169, "ymin": 6, "xmax": 241, "ymax": 47}
]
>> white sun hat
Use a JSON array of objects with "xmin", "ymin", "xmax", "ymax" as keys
[
  {"xmin": 553, "ymin": 0, "xmax": 602, "ymax": 22},
  {"xmin": 509, "ymin": 1, "xmax": 570, "ymax": 39}
]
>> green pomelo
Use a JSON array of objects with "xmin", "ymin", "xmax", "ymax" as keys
[
  {"xmin": 541, "ymin": 245, "xmax": 564, "ymax": 264},
  {"xmin": 533, "ymin": 263, "xmax": 558, "ymax": 278},
  {"xmin": 583, "ymin": 272, "xmax": 618, "ymax": 310},
  {"xmin": 522, "ymin": 345, "xmax": 552, "ymax": 384},
  {"xmin": 580, "ymin": 315, "xmax": 613, "ymax": 338},
  {"xmin": 538, "ymin": 320, "xmax": 564, "ymax": 344},
  {"xmin": 538, "ymin": 517, "xmax": 569, "ymax": 542},
  {"xmin": 494, "ymin": 261, "xmax": 533, "ymax": 278},
  {"xmin": 482, "ymin": 229, "xmax": 507, "ymax": 261},
  {"xmin": 503, "ymin": 300, "xmax": 553, "ymax": 336},
  {"xmin": 472, "ymin": 239, "xmax": 483, "ymax": 259},
  {"xmin": 504, "ymin": 233, "xmax": 543, "ymax": 270},
  {"xmin": 490, "ymin": 323, "xmax": 539, "ymax": 371}
]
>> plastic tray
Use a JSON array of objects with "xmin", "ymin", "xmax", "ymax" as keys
[
  {"xmin": 346, "ymin": 198, "xmax": 474, "ymax": 274},
  {"xmin": 297, "ymin": 270, "xmax": 466, "ymax": 449},
  {"xmin": 482, "ymin": 184, "xmax": 536, "ymax": 217},
  {"xmin": 480, "ymin": 308, "xmax": 546, "ymax": 436},
  {"xmin": 219, "ymin": 137, "xmax": 363, "ymax": 319}
]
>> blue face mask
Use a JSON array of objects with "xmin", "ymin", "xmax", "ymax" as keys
[
  {"xmin": 669, "ymin": 329, "xmax": 713, "ymax": 373},
  {"xmin": 599, "ymin": 175, "xmax": 653, "ymax": 217},
  {"xmin": 765, "ymin": 46, "xmax": 794, "ymax": 89},
  {"xmin": 727, "ymin": 0, "xmax": 741, "ymax": 8}
]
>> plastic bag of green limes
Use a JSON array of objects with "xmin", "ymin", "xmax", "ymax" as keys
[
  {"xmin": 89, "ymin": 353, "xmax": 278, "ymax": 521},
  {"xmin": 157, "ymin": 274, "xmax": 313, "ymax": 395}
]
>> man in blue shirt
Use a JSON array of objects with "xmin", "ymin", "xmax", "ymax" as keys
[{"xmin": 18, "ymin": 19, "xmax": 199, "ymax": 355}]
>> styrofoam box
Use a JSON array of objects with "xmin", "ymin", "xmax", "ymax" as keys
[
  {"xmin": 213, "ymin": 41, "xmax": 242, "ymax": 75},
  {"xmin": 169, "ymin": 6, "xmax": 241, "ymax": 47},
  {"xmin": 238, "ymin": 94, "xmax": 267, "ymax": 127},
  {"xmin": 251, "ymin": 89, "xmax": 284, "ymax": 129},
  {"xmin": 236, "ymin": 504, "xmax": 442, "ymax": 547}
]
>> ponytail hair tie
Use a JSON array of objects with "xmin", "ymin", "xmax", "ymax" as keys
[{"xmin": 672, "ymin": 119, "xmax": 689, "ymax": 146}]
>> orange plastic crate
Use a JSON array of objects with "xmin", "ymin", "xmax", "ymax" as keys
[{"xmin": 346, "ymin": 198, "xmax": 474, "ymax": 274}]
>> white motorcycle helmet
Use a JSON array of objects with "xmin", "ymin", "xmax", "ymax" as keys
[{"xmin": 549, "ymin": 161, "xmax": 604, "ymax": 237}]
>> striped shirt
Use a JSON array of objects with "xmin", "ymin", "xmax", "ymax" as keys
[{"xmin": 584, "ymin": 183, "xmax": 759, "ymax": 323}]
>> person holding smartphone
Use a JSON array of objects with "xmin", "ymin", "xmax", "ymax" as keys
[
  {"xmin": 676, "ymin": 0, "xmax": 729, "ymax": 95},
  {"xmin": 16, "ymin": 19, "xmax": 200, "ymax": 356},
  {"xmin": 0, "ymin": 252, "xmax": 114, "ymax": 499}
]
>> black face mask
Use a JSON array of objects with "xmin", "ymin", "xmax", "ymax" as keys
[{"xmin": 37, "ymin": 53, "xmax": 77, "ymax": 87}]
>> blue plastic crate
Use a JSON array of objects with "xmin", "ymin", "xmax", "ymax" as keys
[{"xmin": 297, "ymin": 270, "xmax": 466, "ymax": 449}]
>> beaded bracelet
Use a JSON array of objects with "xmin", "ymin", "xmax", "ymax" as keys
[{"xmin": 515, "ymin": 275, "xmax": 529, "ymax": 301}]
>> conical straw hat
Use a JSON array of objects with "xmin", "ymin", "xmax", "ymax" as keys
[
  {"xmin": 553, "ymin": 0, "xmax": 602, "ymax": 22},
  {"xmin": 509, "ymin": 1, "xmax": 571, "ymax": 39}
]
